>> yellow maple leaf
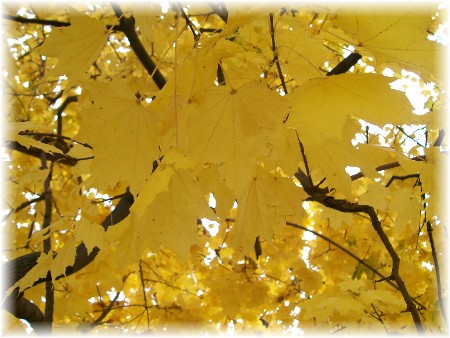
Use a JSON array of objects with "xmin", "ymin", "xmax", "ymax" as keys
[
  {"xmin": 77, "ymin": 79, "xmax": 159, "ymax": 194},
  {"xmin": 109, "ymin": 168, "xmax": 217, "ymax": 261},
  {"xmin": 74, "ymin": 219, "xmax": 106, "ymax": 254},
  {"xmin": 36, "ymin": 8, "xmax": 108, "ymax": 85},
  {"xmin": 330, "ymin": 7, "xmax": 444, "ymax": 80},
  {"xmin": 6, "ymin": 253, "xmax": 52, "ymax": 298},
  {"xmin": 50, "ymin": 239, "xmax": 77, "ymax": 278},
  {"xmin": 186, "ymin": 81, "xmax": 291, "ymax": 195},
  {"xmin": 232, "ymin": 168, "xmax": 307, "ymax": 253},
  {"xmin": 288, "ymin": 73, "xmax": 413, "ymax": 148}
]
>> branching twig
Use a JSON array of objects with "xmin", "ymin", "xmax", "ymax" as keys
[
  {"xmin": 297, "ymin": 167, "xmax": 424, "ymax": 333},
  {"xmin": 396, "ymin": 126, "xmax": 426, "ymax": 148},
  {"xmin": 179, "ymin": 7, "xmax": 200, "ymax": 42},
  {"xmin": 385, "ymin": 174, "xmax": 420, "ymax": 188},
  {"xmin": 139, "ymin": 260, "xmax": 151, "ymax": 331},
  {"xmin": 110, "ymin": 2, "xmax": 166, "ymax": 90},
  {"xmin": 285, "ymin": 221, "xmax": 425, "ymax": 310},
  {"xmin": 18, "ymin": 132, "xmax": 92, "ymax": 149},
  {"xmin": 269, "ymin": 13, "xmax": 288, "ymax": 95},
  {"xmin": 295, "ymin": 145, "xmax": 424, "ymax": 333},
  {"xmin": 4, "ymin": 141, "xmax": 91, "ymax": 166},
  {"xmin": 350, "ymin": 155, "xmax": 426, "ymax": 181}
]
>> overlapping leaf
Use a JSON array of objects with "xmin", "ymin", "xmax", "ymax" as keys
[
  {"xmin": 232, "ymin": 168, "xmax": 307, "ymax": 253},
  {"xmin": 185, "ymin": 81, "xmax": 291, "ymax": 195},
  {"xmin": 330, "ymin": 7, "xmax": 444, "ymax": 80},
  {"xmin": 77, "ymin": 79, "xmax": 159, "ymax": 194},
  {"xmin": 36, "ymin": 8, "xmax": 107, "ymax": 85}
]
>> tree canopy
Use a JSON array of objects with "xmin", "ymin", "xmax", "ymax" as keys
[{"xmin": 1, "ymin": 1, "xmax": 448, "ymax": 335}]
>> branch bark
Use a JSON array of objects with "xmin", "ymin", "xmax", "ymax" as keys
[
  {"xmin": 296, "ymin": 169, "xmax": 424, "ymax": 334},
  {"xmin": 327, "ymin": 52, "xmax": 362, "ymax": 76},
  {"xmin": 110, "ymin": 2, "xmax": 166, "ymax": 90},
  {"xmin": 2, "ymin": 189, "xmax": 134, "ymax": 323}
]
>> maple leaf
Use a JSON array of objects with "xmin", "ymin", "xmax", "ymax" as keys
[
  {"xmin": 185, "ymin": 81, "xmax": 291, "ymax": 195},
  {"xmin": 36, "ymin": 8, "xmax": 108, "ymax": 86},
  {"xmin": 288, "ymin": 73, "xmax": 413, "ymax": 147},
  {"xmin": 232, "ymin": 168, "xmax": 307, "ymax": 253},
  {"xmin": 330, "ymin": 7, "xmax": 444, "ymax": 80},
  {"xmin": 50, "ymin": 240, "xmax": 77, "ymax": 278},
  {"xmin": 108, "ymin": 167, "xmax": 217, "ymax": 261},
  {"xmin": 77, "ymin": 79, "xmax": 159, "ymax": 194},
  {"xmin": 74, "ymin": 219, "xmax": 106, "ymax": 254}
]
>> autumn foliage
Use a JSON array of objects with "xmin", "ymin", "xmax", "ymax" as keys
[{"xmin": 1, "ymin": 1, "xmax": 448, "ymax": 335}]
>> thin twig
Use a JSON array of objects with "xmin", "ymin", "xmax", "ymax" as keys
[
  {"xmin": 396, "ymin": 126, "xmax": 426, "ymax": 148},
  {"xmin": 298, "ymin": 170, "xmax": 424, "ymax": 333},
  {"xmin": 18, "ymin": 132, "xmax": 92, "ymax": 149},
  {"xmin": 3, "ymin": 14, "xmax": 70, "ymax": 27},
  {"xmin": 43, "ymin": 163, "xmax": 54, "ymax": 331},
  {"xmin": 139, "ymin": 260, "xmax": 151, "ymax": 332},
  {"xmin": 2, "ymin": 195, "xmax": 45, "ymax": 222},
  {"xmin": 179, "ymin": 7, "xmax": 200, "ymax": 42},
  {"xmin": 294, "ymin": 147, "xmax": 423, "ymax": 332},
  {"xmin": 269, "ymin": 13, "xmax": 288, "ymax": 95}
]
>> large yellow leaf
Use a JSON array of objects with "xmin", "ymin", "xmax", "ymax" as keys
[
  {"xmin": 50, "ymin": 239, "xmax": 77, "ymax": 278},
  {"xmin": 6, "ymin": 253, "xmax": 52, "ymax": 297},
  {"xmin": 77, "ymin": 79, "xmax": 159, "ymax": 194},
  {"xmin": 74, "ymin": 219, "xmax": 106, "ymax": 254},
  {"xmin": 278, "ymin": 15, "xmax": 333, "ymax": 85},
  {"xmin": 154, "ymin": 47, "xmax": 219, "ymax": 154},
  {"xmin": 36, "ymin": 8, "xmax": 107, "ymax": 85},
  {"xmin": 186, "ymin": 81, "xmax": 291, "ymax": 195},
  {"xmin": 232, "ymin": 168, "xmax": 306, "ymax": 253},
  {"xmin": 130, "ymin": 149, "xmax": 196, "ymax": 219},
  {"xmin": 330, "ymin": 7, "xmax": 443, "ymax": 80},
  {"xmin": 108, "ymin": 168, "xmax": 216, "ymax": 261},
  {"xmin": 288, "ymin": 73, "xmax": 413, "ymax": 148}
]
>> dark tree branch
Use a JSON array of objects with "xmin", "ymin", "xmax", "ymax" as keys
[
  {"xmin": 426, "ymin": 221, "xmax": 448, "ymax": 330},
  {"xmin": 326, "ymin": 52, "xmax": 362, "ymax": 76},
  {"xmin": 350, "ymin": 155, "xmax": 426, "ymax": 181},
  {"xmin": 3, "ymin": 14, "xmax": 121, "ymax": 31},
  {"xmin": 285, "ymin": 221, "xmax": 425, "ymax": 310},
  {"xmin": 207, "ymin": 1, "xmax": 228, "ymax": 23},
  {"xmin": 305, "ymin": 170, "xmax": 424, "ymax": 334},
  {"xmin": 385, "ymin": 174, "xmax": 420, "ymax": 188},
  {"xmin": 2, "ymin": 14, "xmax": 70, "ymax": 27},
  {"xmin": 4, "ymin": 141, "xmax": 91, "ymax": 166},
  {"xmin": 433, "ymin": 129, "xmax": 445, "ymax": 147},
  {"xmin": 18, "ymin": 132, "xmax": 93, "ymax": 150},
  {"xmin": 3, "ymin": 195, "xmax": 45, "ymax": 222},
  {"xmin": 295, "ymin": 142, "xmax": 424, "ymax": 333},
  {"xmin": 42, "ymin": 167, "xmax": 54, "ymax": 330},
  {"xmin": 269, "ymin": 13, "xmax": 288, "ymax": 95},
  {"xmin": 110, "ymin": 2, "xmax": 166, "ymax": 90},
  {"xmin": 297, "ymin": 168, "xmax": 424, "ymax": 333},
  {"xmin": 55, "ymin": 96, "xmax": 78, "ymax": 143},
  {"xmin": 216, "ymin": 63, "xmax": 226, "ymax": 85},
  {"xmin": 2, "ymin": 189, "xmax": 135, "ymax": 320},
  {"xmin": 179, "ymin": 7, "xmax": 200, "ymax": 42}
]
